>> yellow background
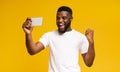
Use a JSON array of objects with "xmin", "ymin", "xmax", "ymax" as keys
[{"xmin": 0, "ymin": 0, "xmax": 120, "ymax": 72}]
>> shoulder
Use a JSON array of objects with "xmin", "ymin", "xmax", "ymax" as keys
[
  {"xmin": 72, "ymin": 29, "xmax": 88, "ymax": 41},
  {"xmin": 73, "ymin": 30, "xmax": 88, "ymax": 44},
  {"xmin": 72, "ymin": 29, "xmax": 85, "ymax": 37}
]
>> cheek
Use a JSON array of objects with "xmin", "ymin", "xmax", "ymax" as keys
[{"xmin": 65, "ymin": 20, "xmax": 70, "ymax": 24}]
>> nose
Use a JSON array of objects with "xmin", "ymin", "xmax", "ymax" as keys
[{"xmin": 58, "ymin": 18, "xmax": 63, "ymax": 23}]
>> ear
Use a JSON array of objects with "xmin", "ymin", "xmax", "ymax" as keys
[{"xmin": 70, "ymin": 16, "xmax": 73, "ymax": 21}]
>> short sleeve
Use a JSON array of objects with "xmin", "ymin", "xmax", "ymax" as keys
[
  {"xmin": 79, "ymin": 35, "xmax": 89, "ymax": 54},
  {"xmin": 38, "ymin": 33, "xmax": 49, "ymax": 48}
]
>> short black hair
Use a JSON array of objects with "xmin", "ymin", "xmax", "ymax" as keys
[{"xmin": 57, "ymin": 6, "xmax": 72, "ymax": 15}]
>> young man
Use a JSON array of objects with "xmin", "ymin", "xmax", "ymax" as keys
[{"xmin": 22, "ymin": 6, "xmax": 95, "ymax": 72}]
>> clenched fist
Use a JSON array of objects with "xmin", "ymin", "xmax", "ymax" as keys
[
  {"xmin": 85, "ymin": 29, "xmax": 94, "ymax": 44},
  {"xmin": 22, "ymin": 18, "xmax": 33, "ymax": 34}
]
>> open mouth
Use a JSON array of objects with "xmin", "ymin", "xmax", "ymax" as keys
[{"xmin": 58, "ymin": 23, "xmax": 65, "ymax": 29}]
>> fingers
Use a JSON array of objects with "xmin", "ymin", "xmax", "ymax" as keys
[
  {"xmin": 85, "ymin": 29, "xmax": 94, "ymax": 39},
  {"xmin": 26, "ymin": 17, "xmax": 32, "ymax": 22},
  {"xmin": 85, "ymin": 29, "xmax": 94, "ymax": 35},
  {"xmin": 22, "ymin": 18, "xmax": 32, "ymax": 29},
  {"xmin": 85, "ymin": 29, "xmax": 94, "ymax": 43}
]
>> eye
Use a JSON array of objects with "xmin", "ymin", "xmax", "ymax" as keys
[{"xmin": 62, "ymin": 17, "xmax": 67, "ymax": 20}]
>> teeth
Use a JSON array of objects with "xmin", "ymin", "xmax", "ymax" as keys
[
  {"xmin": 59, "ymin": 24, "xmax": 64, "ymax": 26},
  {"xmin": 58, "ymin": 23, "xmax": 64, "ymax": 29}
]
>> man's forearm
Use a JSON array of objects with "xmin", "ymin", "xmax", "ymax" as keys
[
  {"xmin": 25, "ymin": 34, "xmax": 36, "ymax": 55},
  {"xmin": 85, "ymin": 42, "xmax": 95, "ymax": 67}
]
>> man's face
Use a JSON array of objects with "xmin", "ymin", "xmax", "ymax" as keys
[{"xmin": 56, "ymin": 11, "xmax": 72, "ymax": 33}]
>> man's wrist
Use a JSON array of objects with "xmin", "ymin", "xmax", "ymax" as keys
[
  {"xmin": 88, "ymin": 39, "xmax": 94, "ymax": 45},
  {"xmin": 25, "ymin": 33, "xmax": 32, "ymax": 36}
]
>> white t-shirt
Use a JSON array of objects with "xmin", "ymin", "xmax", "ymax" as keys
[{"xmin": 39, "ymin": 29, "xmax": 89, "ymax": 72}]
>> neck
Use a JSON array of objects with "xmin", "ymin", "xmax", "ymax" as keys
[{"xmin": 58, "ymin": 27, "xmax": 72, "ymax": 35}]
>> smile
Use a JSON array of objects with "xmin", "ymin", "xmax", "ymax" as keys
[{"xmin": 58, "ymin": 23, "xmax": 65, "ymax": 29}]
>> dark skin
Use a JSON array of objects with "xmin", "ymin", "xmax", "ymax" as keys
[
  {"xmin": 22, "ymin": 11, "xmax": 95, "ymax": 67},
  {"xmin": 56, "ymin": 11, "xmax": 72, "ymax": 33}
]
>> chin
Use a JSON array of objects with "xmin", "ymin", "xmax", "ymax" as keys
[{"xmin": 58, "ymin": 29, "xmax": 66, "ymax": 34}]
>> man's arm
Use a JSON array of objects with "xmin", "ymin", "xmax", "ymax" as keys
[
  {"xmin": 22, "ymin": 18, "xmax": 44, "ymax": 55},
  {"xmin": 82, "ymin": 29, "xmax": 95, "ymax": 67}
]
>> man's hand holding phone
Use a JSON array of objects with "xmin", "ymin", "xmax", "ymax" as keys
[
  {"xmin": 22, "ymin": 17, "xmax": 43, "ymax": 35},
  {"xmin": 22, "ymin": 18, "xmax": 33, "ymax": 35}
]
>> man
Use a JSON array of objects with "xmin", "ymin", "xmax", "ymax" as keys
[{"xmin": 22, "ymin": 6, "xmax": 95, "ymax": 72}]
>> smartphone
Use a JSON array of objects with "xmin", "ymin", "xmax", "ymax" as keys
[{"xmin": 31, "ymin": 17, "xmax": 43, "ymax": 26}]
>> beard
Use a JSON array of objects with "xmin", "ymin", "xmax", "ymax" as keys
[{"xmin": 57, "ymin": 22, "xmax": 71, "ymax": 34}]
